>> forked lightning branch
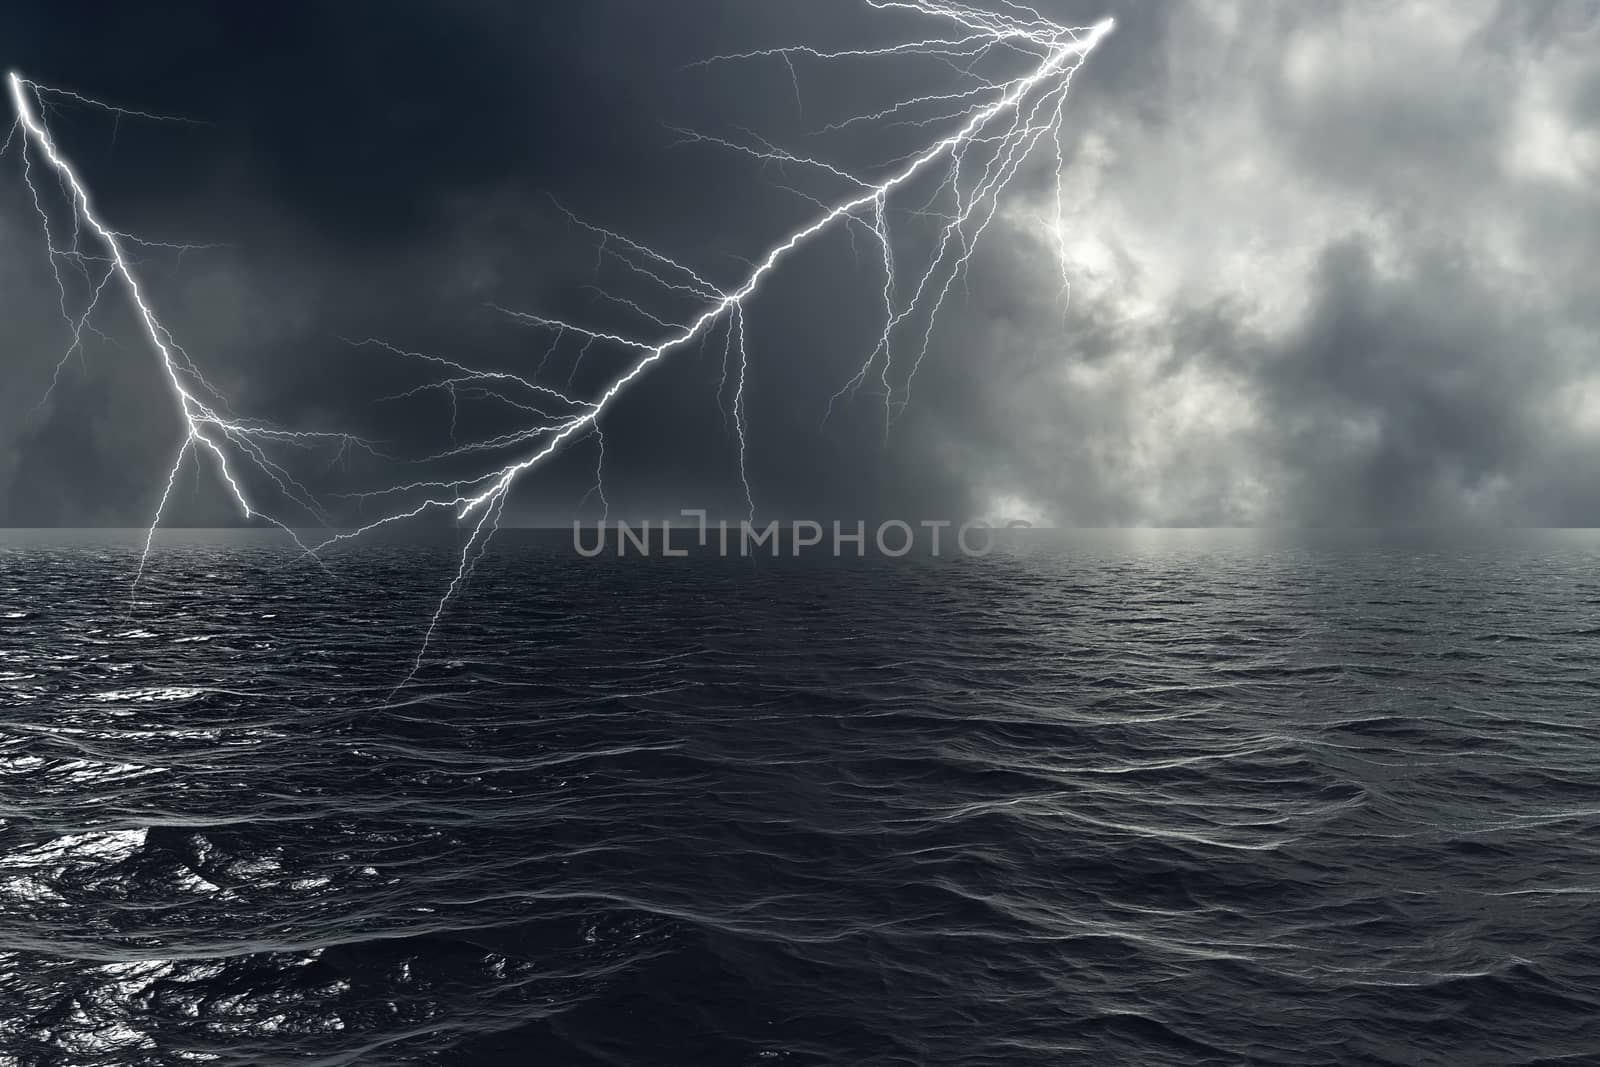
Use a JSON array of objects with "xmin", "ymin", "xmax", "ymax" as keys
[{"xmin": 5, "ymin": 1, "xmax": 1113, "ymax": 680}]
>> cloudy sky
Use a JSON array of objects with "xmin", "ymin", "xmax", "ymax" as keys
[{"xmin": 1, "ymin": 0, "xmax": 1596, "ymax": 527}]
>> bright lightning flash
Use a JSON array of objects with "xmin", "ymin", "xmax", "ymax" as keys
[{"xmin": 6, "ymin": 2, "xmax": 1113, "ymax": 687}]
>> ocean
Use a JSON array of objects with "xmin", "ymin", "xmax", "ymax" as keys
[{"xmin": 2, "ymin": 529, "xmax": 1598, "ymax": 1066}]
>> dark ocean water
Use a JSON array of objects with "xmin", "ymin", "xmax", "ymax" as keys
[{"xmin": 3, "ymin": 529, "xmax": 1600, "ymax": 1066}]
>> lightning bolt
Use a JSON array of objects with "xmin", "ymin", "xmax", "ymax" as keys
[
  {"xmin": 6, "ymin": 2, "xmax": 1113, "ymax": 687},
  {"xmin": 6, "ymin": 74, "xmax": 382, "ymax": 594}
]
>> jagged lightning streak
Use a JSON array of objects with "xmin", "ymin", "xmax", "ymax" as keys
[
  {"xmin": 7, "ymin": 2, "xmax": 1113, "ymax": 687},
  {"xmin": 442, "ymin": 7, "xmax": 1112, "ymax": 518},
  {"xmin": 6, "ymin": 73, "xmax": 377, "ymax": 596}
]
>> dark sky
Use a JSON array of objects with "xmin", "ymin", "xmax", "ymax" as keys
[{"xmin": 2, "ymin": 0, "xmax": 1597, "ymax": 527}]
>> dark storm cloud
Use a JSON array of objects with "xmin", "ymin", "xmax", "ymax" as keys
[
  {"xmin": 888, "ymin": 0, "xmax": 1600, "ymax": 526},
  {"xmin": 0, "ymin": 0, "xmax": 1596, "ymax": 526},
  {"xmin": 0, "ymin": 0, "xmax": 1013, "ymax": 525},
  {"xmin": 1230, "ymin": 240, "xmax": 1559, "ymax": 526}
]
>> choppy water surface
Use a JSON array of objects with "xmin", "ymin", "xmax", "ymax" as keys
[{"xmin": 2, "ymin": 529, "xmax": 1600, "ymax": 1066}]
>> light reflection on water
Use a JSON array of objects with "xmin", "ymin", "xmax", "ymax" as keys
[{"xmin": 2, "ymin": 530, "xmax": 1599, "ymax": 1064}]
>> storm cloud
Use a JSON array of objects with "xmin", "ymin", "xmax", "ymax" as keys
[{"xmin": 1, "ymin": 0, "xmax": 1596, "ymax": 527}]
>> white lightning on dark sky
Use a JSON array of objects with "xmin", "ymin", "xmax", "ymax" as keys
[{"xmin": 6, "ymin": 0, "xmax": 1114, "ymax": 682}]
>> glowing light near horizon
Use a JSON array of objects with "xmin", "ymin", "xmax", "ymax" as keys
[{"xmin": 5, "ymin": 2, "xmax": 1114, "ymax": 687}]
